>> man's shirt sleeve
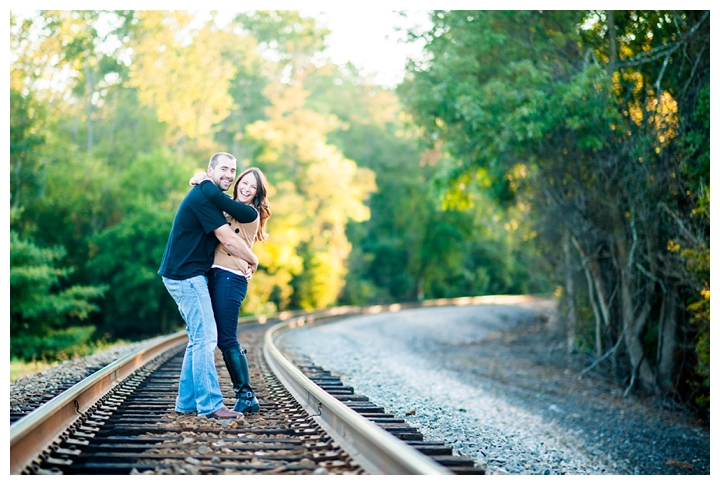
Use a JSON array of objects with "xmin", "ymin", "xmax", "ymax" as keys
[{"xmin": 199, "ymin": 180, "xmax": 258, "ymax": 223}]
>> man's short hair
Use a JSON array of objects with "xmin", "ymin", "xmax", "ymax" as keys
[{"xmin": 209, "ymin": 152, "xmax": 236, "ymax": 169}]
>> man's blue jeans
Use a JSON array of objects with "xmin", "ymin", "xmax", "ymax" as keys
[{"xmin": 162, "ymin": 275, "xmax": 224, "ymax": 416}]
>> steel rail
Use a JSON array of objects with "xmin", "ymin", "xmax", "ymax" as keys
[
  {"xmin": 11, "ymin": 294, "xmax": 544, "ymax": 475},
  {"xmin": 9, "ymin": 331, "xmax": 188, "ymax": 475},
  {"xmin": 245, "ymin": 294, "xmax": 544, "ymax": 326},
  {"xmin": 260, "ymin": 295, "xmax": 543, "ymax": 474},
  {"xmin": 263, "ymin": 312, "xmax": 451, "ymax": 475}
]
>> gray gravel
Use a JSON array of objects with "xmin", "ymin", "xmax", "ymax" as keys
[
  {"xmin": 276, "ymin": 301, "xmax": 710, "ymax": 475},
  {"xmin": 10, "ymin": 336, "xmax": 169, "ymax": 410}
]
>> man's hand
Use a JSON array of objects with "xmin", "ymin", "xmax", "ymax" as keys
[
  {"xmin": 214, "ymin": 224, "xmax": 259, "ymax": 269},
  {"xmin": 246, "ymin": 261, "xmax": 257, "ymax": 275},
  {"xmin": 189, "ymin": 171, "xmax": 209, "ymax": 186}
]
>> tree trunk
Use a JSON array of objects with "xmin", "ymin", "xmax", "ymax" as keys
[
  {"xmin": 583, "ymin": 263, "xmax": 603, "ymax": 356},
  {"xmin": 562, "ymin": 230, "xmax": 577, "ymax": 352},
  {"xmin": 613, "ymin": 221, "xmax": 656, "ymax": 391},
  {"xmin": 656, "ymin": 283, "xmax": 677, "ymax": 391},
  {"xmin": 606, "ymin": 11, "xmax": 617, "ymax": 75},
  {"xmin": 571, "ymin": 236, "xmax": 612, "ymax": 329},
  {"xmin": 12, "ymin": 157, "xmax": 21, "ymax": 206},
  {"xmin": 83, "ymin": 56, "xmax": 95, "ymax": 152},
  {"xmin": 72, "ymin": 115, "xmax": 78, "ymax": 145},
  {"xmin": 571, "ymin": 235, "xmax": 608, "ymax": 356},
  {"xmin": 586, "ymin": 256, "xmax": 611, "ymax": 330}
]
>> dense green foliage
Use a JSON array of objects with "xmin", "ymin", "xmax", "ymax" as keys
[
  {"xmin": 399, "ymin": 10, "xmax": 709, "ymax": 413},
  {"xmin": 10, "ymin": 209, "xmax": 107, "ymax": 360}
]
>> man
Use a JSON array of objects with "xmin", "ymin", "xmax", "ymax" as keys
[{"xmin": 158, "ymin": 152, "xmax": 258, "ymax": 419}]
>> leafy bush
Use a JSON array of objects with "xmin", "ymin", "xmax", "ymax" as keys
[
  {"xmin": 10, "ymin": 325, "xmax": 98, "ymax": 362},
  {"xmin": 10, "ymin": 228, "xmax": 107, "ymax": 333}
]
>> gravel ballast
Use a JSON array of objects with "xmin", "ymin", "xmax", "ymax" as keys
[
  {"xmin": 276, "ymin": 300, "xmax": 710, "ymax": 475},
  {"xmin": 10, "ymin": 336, "xmax": 169, "ymax": 411}
]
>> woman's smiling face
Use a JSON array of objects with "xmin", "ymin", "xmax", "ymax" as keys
[{"xmin": 235, "ymin": 171, "xmax": 259, "ymax": 204}]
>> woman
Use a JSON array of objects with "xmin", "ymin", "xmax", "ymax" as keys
[{"xmin": 190, "ymin": 167, "xmax": 271, "ymax": 414}]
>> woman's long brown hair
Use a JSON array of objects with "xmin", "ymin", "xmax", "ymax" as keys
[{"xmin": 233, "ymin": 167, "xmax": 271, "ymax": 242}]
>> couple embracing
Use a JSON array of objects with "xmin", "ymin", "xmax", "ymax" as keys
[{"xmin": 158, "ymin": 152, "xmax": 271, "ymax": 419}]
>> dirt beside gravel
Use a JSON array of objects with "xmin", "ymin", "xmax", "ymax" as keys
[{"xmin": 450, "ymin": 307, "xmax": 711, "ymax": 475}]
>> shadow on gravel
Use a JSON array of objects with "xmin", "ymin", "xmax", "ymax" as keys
[{"xmin": 446, "ymin": 314, "xmax": 710, "ymax": 475}]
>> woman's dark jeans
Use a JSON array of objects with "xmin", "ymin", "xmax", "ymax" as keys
[{"xmin": 207, "ymin": 267, "xmax": 248, "ymax": 353}]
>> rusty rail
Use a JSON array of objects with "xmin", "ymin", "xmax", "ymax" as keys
[{"xmin": 10, "ymin": 332, "xmax": 187, "ymax": 475}]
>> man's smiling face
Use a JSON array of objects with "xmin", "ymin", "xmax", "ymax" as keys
[{"xmin": 208, "ymin": 155, "xmax": 236, "ymax": 191}]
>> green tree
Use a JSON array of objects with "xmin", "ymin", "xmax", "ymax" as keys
[
  {"xmin": 245, "ymin": 81, "xmax": 376, "ymax": 310},
  {"xmin": 10, "ymin": 87, "xmax": 46, "ymax": 216},
  {"xmin": 10, "ymin": 207, "xmax": 107, "ymax": 360},
  {"xmin": 399, "ymin": 10, "xmax": 709, "ymax": 409},
  {"xmin": 233, "ymin": 10, "xmax": 330, "ymax": 75},
  {"xmin": 305, "ymin": 61, "xmax": 549, "ymax": 304},
  {"xmin": 87, "ymin": 148, "xmax": 194, "ymax": 337},
  {"xmin": 213, "ymin": 25, "xmax": 270, "ymax": 163},
  {"xmin": 127, "ymin": 11, "xmax": 237, "ymax": 152},
  {"xmin": 226, "ymin": 12, "xmax": 377, "ymax": 311}
]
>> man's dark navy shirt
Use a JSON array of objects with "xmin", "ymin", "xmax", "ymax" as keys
[{"xmin": 158, "ymin": 181, "xmax": 229, "ymax": 280}]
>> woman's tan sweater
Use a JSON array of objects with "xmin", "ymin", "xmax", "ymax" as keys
[{"xmin": 213, "ymin": 213, "xmax": 259, "ymax": 275}]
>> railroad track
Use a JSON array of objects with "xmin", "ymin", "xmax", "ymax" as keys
[{"xmin": 11, "ymin": 297, "xmax": 534, "ymax": 475}]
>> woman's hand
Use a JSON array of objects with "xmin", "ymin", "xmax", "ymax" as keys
[{"xmin": 189, "ymin": 171, "xmax": 209, "ymax": 186}]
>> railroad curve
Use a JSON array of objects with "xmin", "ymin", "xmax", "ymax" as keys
[{"xmin": 11, "ymin": 297, "xmax": 528, "ymax": 475}]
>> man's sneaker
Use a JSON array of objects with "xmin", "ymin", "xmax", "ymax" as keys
[{"xmin": 208, "ymin": 405, "xmax": 243, "ymax": 419}]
